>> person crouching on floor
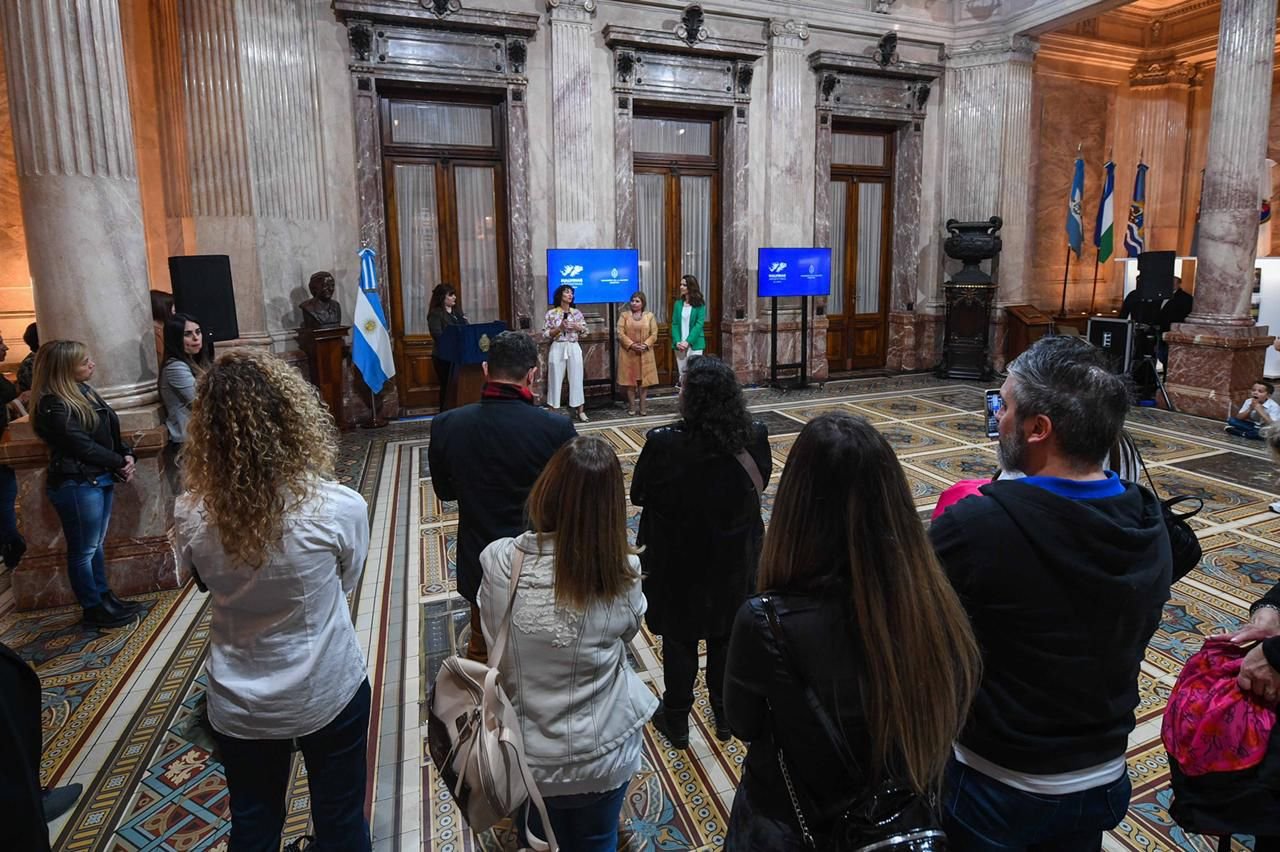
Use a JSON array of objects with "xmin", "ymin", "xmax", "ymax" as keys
[{"xmin": 1226, "ymin": 379, "xmax": 1280, "ymax": 440}]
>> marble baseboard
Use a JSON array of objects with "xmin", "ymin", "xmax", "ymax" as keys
[
  {"xmin": 887, "ymin": 311, "xmax": 944, "ymax": 372},
  {"xmin": 13, "ymin": 536, "xmax": 182, "ymax": 610},
  {"xmin": 1164, "ymin": 325, "xmax": 1273, "ymax": 419}
]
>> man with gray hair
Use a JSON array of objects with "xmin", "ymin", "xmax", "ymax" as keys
[{"xmin": 929, "ymin": 335, "xmax": 1171, "ymax": 851}]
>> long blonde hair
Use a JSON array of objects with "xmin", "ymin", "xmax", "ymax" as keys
[
  {"xmin": 183, "ymin": 349, "xmax": 338, "ymax": 569},
  {"xmin": 32, "ymin": 340, "xmax": 98, "ymax": 431},
  {"xmin": 759, "ymin": 413, "xmax": 982, "ymax": 793},
  {"xmin": 526, "ymin": 436, "xmax": 638, "ymax": 609}
]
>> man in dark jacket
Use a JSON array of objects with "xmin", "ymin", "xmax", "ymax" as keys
[
  {"xmin": 930, "ymin": 335, "xmax": 1172, "ymax": 851},
  {"xmin": 427, "ymin": 332, "xmax": 575, "ymax": 662}
]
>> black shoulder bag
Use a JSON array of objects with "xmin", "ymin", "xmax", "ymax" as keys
[
  {"xmin": 760, "ymin": 596, "xmax": 947, "ymax": 852},
  {"xmin": 1132, "ymin": 440, "xmax": 1203, "ymax": 583}
]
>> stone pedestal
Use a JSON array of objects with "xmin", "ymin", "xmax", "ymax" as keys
[
  {"xmin": 4, "ymin": 422, "xmax": 181, "ymax": 611},
  {"xmin": 1164, "ymin": 325, "xmax": 1273, "ymax": 418}
]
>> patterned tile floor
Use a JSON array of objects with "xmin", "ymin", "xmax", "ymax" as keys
[{"xmin": 2, "ymin": 374, "xmax": 1278, "ymax": 850}]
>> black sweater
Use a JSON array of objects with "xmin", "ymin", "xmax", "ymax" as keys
[
  {"xmin": 1256, "ymin": 581, "xmax": 1280, "ymax": 670},
  {"xmin": 929, "ymin": 478, "xmax": 1171, "ymax": 774}
]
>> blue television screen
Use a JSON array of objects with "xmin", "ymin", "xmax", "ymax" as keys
[
  {"xmin": 546, "ymin": 248, "xmax": 639, "ymax": 305},
  {"xmin": 757, "ymin": 247, "xmax": 832, "ymax": 298}
]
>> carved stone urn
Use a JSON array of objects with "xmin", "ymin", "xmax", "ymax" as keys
[{"xmin": 944, "ymin": 216, "xmax": 1003, "ymax": 285}]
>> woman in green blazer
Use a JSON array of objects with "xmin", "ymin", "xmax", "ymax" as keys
[{"xmin": 672, "ymin": 274, "xmax": 707, "ymax": 387}]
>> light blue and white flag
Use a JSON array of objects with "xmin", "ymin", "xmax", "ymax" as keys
[
  {"xmin": 353, "ymin": 247, "xmax": 395, "ymax": 394},
  {"xmin": 1067, "ymin": 154, "xmax": 1085, "ymax": 258},
  {"xmin": 1124, "ymin": 162, "xmax": 1148, "ymax": 257}
]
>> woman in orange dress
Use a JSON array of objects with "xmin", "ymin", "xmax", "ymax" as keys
[{"xmin": 617, "ymin": 292, "xmax": 658, "ymax": 416}]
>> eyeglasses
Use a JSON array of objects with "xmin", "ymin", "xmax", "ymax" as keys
[{"xmin": 183, "ymin": 329, "xmax": 203, "ymax": 339}]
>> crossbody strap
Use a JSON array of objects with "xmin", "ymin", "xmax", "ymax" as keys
[
  {"xmin": 487, "ymin": 545, "xmax": 527, "ymax": 670},
  {"xmin": 736, "ymin": 449, "xmax": 764, "ymax": 498}
]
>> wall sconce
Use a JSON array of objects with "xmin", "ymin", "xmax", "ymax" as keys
[{"xmin": 874, "ymin": 31, "xmax": 899, "ymax": 68}]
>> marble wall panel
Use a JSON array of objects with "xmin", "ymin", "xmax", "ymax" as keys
[{"xmin": 1030, "ymin": 74, "xmax": 1113, "ymax": 312}]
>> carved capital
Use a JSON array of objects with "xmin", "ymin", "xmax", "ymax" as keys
[
  {"xmin": 1128, "ymin": 60, "xmax": 1198, "ymax": 87},
  {"xmin": 945, "ymin": 35, "xmax": 1038, "ymax": 67},
  {"xmin": 547, "ymin": 0, "xmax": 596, "ymax": 16},
  {"xmin": 768, "ymin": 18, "xmax": 809, "ymax": 46}
]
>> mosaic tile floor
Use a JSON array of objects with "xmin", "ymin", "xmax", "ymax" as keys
[{"xmin": 3, "ymin": 374, "xmax": 1278, "ymax": 851}]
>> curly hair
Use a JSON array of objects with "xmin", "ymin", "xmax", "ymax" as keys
[
  {"xmin": 183, "ymin": 349, "xmax": 338, "ymax": 569},
  {"xmin": 679, "ymin": 355, "xmax": 754, "ymax": 454}
]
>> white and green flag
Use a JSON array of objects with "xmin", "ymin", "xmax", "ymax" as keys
[{"xmin": 1093, "ymin": 160, "xmax": 1115, "ymax": 263}]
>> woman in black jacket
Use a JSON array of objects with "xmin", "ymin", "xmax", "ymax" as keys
[
  {"xmin": 32, "ymin": 341, "xmax": 140, "ymax": 628},
  {"xmin": 632, "ymin": 355, "xmax": 771, "ymax": 749},
  {"xmin": 427, "ymin": 283, "xmax": 467, "ymax": 410},
  {"xmin": 723, "ymin": 413, "xmax": 981, "ymax": 850}
]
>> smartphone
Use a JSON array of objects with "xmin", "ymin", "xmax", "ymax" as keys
[{"xmin": 984, "ymin": 389, "xmax": 1002, "ymax": 439}]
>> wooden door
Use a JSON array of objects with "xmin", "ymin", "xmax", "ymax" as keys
[{"xmin": 826, "ymin": 128, "xmax": 894, "ymax": 371}]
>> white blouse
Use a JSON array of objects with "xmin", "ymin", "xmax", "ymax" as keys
[{"xmin": 174, "ymin": 480, "xmax": 370, "ymax": 739}]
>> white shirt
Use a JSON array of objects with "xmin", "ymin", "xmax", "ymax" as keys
[
  {"xmin": 1238, "ymin": 396, "xmax": 1280, "ymax": 423},
  {"xmin": 680, "ymin": 303, "xmax": 693, "ymax": 342},
  {"xmin": 174, "ymin": 480, "xmax": 370, "ymax": 739}
]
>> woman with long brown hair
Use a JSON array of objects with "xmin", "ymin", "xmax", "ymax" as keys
[
  {"xmin": 724, "ymin": 412, "xmax": 981, "ymax": 850},
  {"xmin": 175, "ymin": 350, "xmax": 372, "ymax": 852},
  {"xmin": 671, "ymin": 274, "xmax": 706, "ymax": 388},
  {"xmin": 478, "ymin": 435, "xmax": 657, "ymax": 850}
]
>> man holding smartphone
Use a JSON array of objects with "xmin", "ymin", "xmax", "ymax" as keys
[{"xmin": 929, "ymin": 335, "xmax": 1172, "ymax": 851}]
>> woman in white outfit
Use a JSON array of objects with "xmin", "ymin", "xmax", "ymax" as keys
[
  {"xmin": 545, "ymin": 284, "xmax": 588, "ymax": 422},
  {"xmin": 672, "ymin": 275, "xmax": 707, "ymax": 387}
]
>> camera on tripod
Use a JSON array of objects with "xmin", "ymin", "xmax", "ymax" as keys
[{"xmin": 1086, "ymin": 251, "xmax": 1176, "ymax": 407}]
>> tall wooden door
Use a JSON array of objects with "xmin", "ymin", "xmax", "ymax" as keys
[
  {"xmin": 826, "ymin": 128, "xmax": 894, "ymax": 371},
  {"xmin": 382, "ymin": 96, "xmax": 510, "ymax": 408},
  {"xmin": 633, "ymin": 113, "xmax": 722, "ymax": 384}
]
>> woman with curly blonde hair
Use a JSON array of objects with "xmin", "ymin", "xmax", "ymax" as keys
[{"xmin": 175, "ymin": 349, "xmax": 372, "ymax": 852}]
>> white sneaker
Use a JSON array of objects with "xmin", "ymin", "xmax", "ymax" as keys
[{"xmin": 1270, "ymin": 500, "xmax": 1280, "ymax": 514}]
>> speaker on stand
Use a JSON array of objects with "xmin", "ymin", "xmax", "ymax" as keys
[{"xmin": 168, "ymin": 255, "xmax": 240, "ymax": 343}]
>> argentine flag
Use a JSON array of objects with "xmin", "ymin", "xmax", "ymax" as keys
[
  {"xmin": 353, "ymin": 247, "xmax": 396, "ymax": 394},
  {"xmin": 1066, "ymin": 154, "xmax": 1085, "ymax": 258},
  {"xmin": 1093, "ymin": 160, "xmax": 1115, "ymax": 264}
]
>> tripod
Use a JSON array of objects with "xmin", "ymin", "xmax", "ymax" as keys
[{"xmin": 1130, "ymin": 323, "xmax": 1175, "ymax": 411}]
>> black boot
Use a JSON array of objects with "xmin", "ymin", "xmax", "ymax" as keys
[
  {"xmin": 651, "ymin": 700, "xmax": 690, "ymax": 750},
  {"xmin": 711, "ymin": 701, "xmax": 731, "ymax": 742},
  {"xmin": 1, "ymin": 534, "xmax": 26, "ymax": 569},
  {"xmin": 82, "ymin": 604, "xmax": 133, "ymax": 629},
  {"xmin": 105, "ymin": 591, "xmax": 142, "ymax": 614}
]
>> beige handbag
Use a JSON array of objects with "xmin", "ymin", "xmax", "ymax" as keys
[{"xmin": 427, "ymin": 549, "xmax": 558, "ymax": 850}]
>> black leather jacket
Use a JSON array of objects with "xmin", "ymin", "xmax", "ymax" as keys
[
  {"xmin": 34, "ymin": 386, "xmax": 132, "ymax": 486},
  {"xmin": 725, "ymin": 590, "xmax": 873, "ymax": 826}
]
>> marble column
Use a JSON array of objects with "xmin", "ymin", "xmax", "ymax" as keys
[
  {"xmin": 764, "ymin": 19, "xmax": 810, "ymax": 248},
  {"xmin": 506, "ymin": 77, "xmax": 535, "ymax": 327},
  {"xmin": 942, "ymin": 37, "xmax": 1035, "ymax": 368},
  {"xmin": 0, "ymin": 0, "xmax": 157, "ymax": 405},
  {"xmin": 1165, "ymin": 0, "xmax": 1276, "ymax": 417},
  {"xmin": 1118, "ymin": 61, "xmax": 1196, "ymax": 253},
  {"xmin": 0, "ymin": 0, "xmax": 180, "ymax": 610},
  {"xmin": 547, "ymin": 0, "xmax": 597, "ymax": 249}
]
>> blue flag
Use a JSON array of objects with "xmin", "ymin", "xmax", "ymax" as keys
[
  {"xmin": 1124, "ymin": 163, "xmax": 1148, "ymax": 257},
  {"xmin": 1067, "ymin": 155, "xmax": 1085, "ymax": 258},
  {"xmin": 352, "ymin": 247, "xmax": 396, "ymax": 394}
]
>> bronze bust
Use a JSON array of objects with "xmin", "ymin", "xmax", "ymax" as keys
[{"xmin": 300, "ymin": 271, "xmax": 342, "ymax": 329}]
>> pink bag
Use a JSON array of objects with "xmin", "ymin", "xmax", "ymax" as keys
[
  {"xmin": 1161, "ymin": 636, "xmax": 1276, "ymax": 777},
  {"xmin": 931, "ymin": 480, "xmax": 987, "ymax": 520}
]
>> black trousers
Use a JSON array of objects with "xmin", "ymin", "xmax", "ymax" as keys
[
  {"xmin": 433, "ymin": 357, "xmax": 453, "ymax": 410},
  {"xmin": 662, "ymin": 634, "xmax": 728, "ymax": 713}
]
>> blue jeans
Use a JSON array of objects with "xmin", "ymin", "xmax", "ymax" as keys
[
  {"xmin": 213, "ymin": 679, "xmax": 372, "ymax": 852},
  {"xmin": 943, "ymin": 759, "xmax": 1131, "ymax": 852},
  {"xmin": 523, "ymin": 782, "xmax": 629, "ymax": 852},
  {"xmin": 47, "ymin": 475, "xmax": 115, "ymax": 608},
  {"xmin": 0, "ymin": 464, "xmax": 18, "ymax": 545},
  {"xmin": 1227, "ymin": 416, "xmax": 1263, "ymax": 439}
]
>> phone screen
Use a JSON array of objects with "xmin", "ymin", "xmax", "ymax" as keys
[{"xmin": 984, "ymin": 390, "xmax": 1002, "ymax": 439}]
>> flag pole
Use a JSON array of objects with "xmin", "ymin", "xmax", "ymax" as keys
[
  {"xmin": 1088, "ymin": 254, "xmax": 1100, "ymax": 315},
  {"xmin": 1059, "ymin": 246, "xmax": 1072, "ymax": 316},
  {"xmin": 362, "ymin": 380, "xmax": 386, "ymax": 429}
]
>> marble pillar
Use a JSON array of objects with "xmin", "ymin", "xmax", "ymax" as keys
[
  {"xmin": 0, "ymin": 0, "xmax": 180, "ymax": 609},
  {"xmin": 764, "ymin": 19, "xmax": 810, "ymax": 249},
  {"xmin": 943, "ymin": 38, "xmax": 1036, "ymax": 306},
  {"xmin": 507, "ymin": 79, "xmax": 535, "ymax": 328},
  {"xmin": 1166, "ymin": 0, "xmax": 1276, "ymax": 417},
  {"xmin": 0, "ymin": 0, "xmax": 157, "ymax": 404},
  {"xmin": 722, "ymin": 97, "xmax": 754, "ymax": 381},
  {"xmin": 547, "ymin": 0, "xmax": 597, "ymax": 249},
  {"xmin": 1118, "ymin": 61, "xmax": 1196, "ymax": 253}
]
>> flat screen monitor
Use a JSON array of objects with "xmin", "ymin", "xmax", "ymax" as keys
[
  {"xmin": 546, "ymin": 248, "xmax": 639, "ymax": 305},
  {"xmin": 757, "ymin": 247, "xmax": 832, "ymax": 298}
]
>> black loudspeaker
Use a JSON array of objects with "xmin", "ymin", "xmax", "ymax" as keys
[
  {"xmin": 1087, "ymin": 317, "xmax": 1134, "ymax": 375},
  {"xmin": 169, "ymin": 255, "xmax": 240, "ymax": 342},
  {"xmin": 1137, "ymin": 251, "xmax": 1176, "ymax": 301}
]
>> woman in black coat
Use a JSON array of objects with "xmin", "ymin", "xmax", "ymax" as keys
[{"xmin": 631, "ymin": 355, "xmax": 771, "ymax": 748}]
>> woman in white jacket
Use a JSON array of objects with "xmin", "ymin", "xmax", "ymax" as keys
[{"xmin": 480, "ymin": 435, "xmax": 656, "ymax": 851}]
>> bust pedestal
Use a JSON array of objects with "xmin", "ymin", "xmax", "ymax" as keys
[{"xmin": 300, "ymin": 325, "xmax": 350, "ymax": 428}]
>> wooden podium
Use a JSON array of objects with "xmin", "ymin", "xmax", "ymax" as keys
[
  {"xmin": 438, "ymin": 321, "xmax": 507, "ymax": 410},
  {"xmin": 300, "ymin": 325, "xmax": 348, "ymax": 427}
]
